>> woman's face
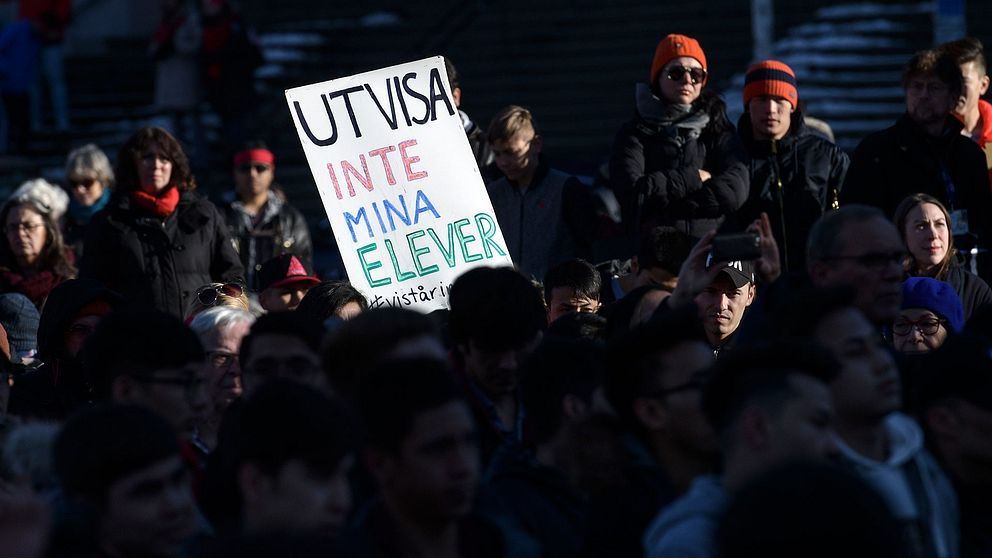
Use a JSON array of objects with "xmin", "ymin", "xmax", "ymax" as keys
[
  {"xmin": 657, "ymin": 56, "xmax": 705, "ymax": 106},
  {"xmin": 5, "ymin": 206, "xmax": 47, "ymax": 268},
  {"xmin": 68, "ymin": 175, "xmax": 106, "ymax": 207},
  {"xmin": 903, "ymin": 203, "xmax": 949, "ymax": 272},
  {"xmin": 138, "ymin": 143, "xmax": 173, "ymax": 194},
  {"xmin": 893, "ymin": 308, "xmax": 948, "ymax": 354}
]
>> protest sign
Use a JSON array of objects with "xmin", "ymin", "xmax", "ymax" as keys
[{"xmin": 285, "ymin": 56, "xmax": 512, "ymax": 311}]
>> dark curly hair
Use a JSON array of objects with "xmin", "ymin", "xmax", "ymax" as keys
[
  {"xmin": 0, "ymin": 200, "xmax": 77, "ymax": 278},
  {"xmin": 115, "ymin": 127, "xmax": 197, "ymax": 193}
]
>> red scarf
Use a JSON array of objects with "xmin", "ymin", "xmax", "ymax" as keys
[{"xmin": 131, "ymin": 187, "xmax": 180, "ymax": 218}]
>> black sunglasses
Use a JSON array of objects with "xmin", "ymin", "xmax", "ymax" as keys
[
  {"xmin": 196, "ymin": 283, "xmax": 245, "ymax": 306},
  {"xmin": 666, "ymin": 66, "xmax": 707, "ymax": 85},
  {"xmin": 237, "ymin": 163, "xmax": 271, "ymax": 174}
]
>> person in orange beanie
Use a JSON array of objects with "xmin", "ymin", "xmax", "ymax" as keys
[{"xmin": 609, "ymin": 33, "xmax": 749, "ymax": 240}]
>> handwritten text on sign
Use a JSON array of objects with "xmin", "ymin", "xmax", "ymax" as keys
[{"xmin": 285, "ymin": 57, "xmax": 512, "ymax": 311}]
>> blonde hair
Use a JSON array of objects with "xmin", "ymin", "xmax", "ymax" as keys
[
  {"xmin": 487, "ymin": 105, "xmax": 539, "ymax": 144},
  {"xmin": 185, "ymin": 282, "xmax": 251, "ymax": 321},
  {"xmin": 65, "ymin": 144, "xmax": 115, "ymax": 188}
]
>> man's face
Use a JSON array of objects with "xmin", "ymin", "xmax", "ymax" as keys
[
  {"xmin": 379, "ymin": 401, "xmax": 480, "ymax": 523},
  {"xmin": 242, "ymin": 334, "xmax": 323, "ymax": 394},
  {"xmin": 259, "ymin": 282, "xmax": 312, "ymax": 312},
  {"xmin": 693, "ymin": 274, "xmax": 755, "ymax": 346},
  {"xmin": 233, "ymin": 160, "xmax": 274, "ymax": 200},
  {"xmin": 64, "ymin": 314, "xmax": 104, "ymax": 359},
  {"xmin": 247, "ymin": 457, "xmax": 353, "ymax": 536},
  {"xmin": 491, "ymin": 130, "xmax": 541, "ymax": 184},
  {"xmin": 955, "ymin": 61, "xmax": 990, "ymax": 117},
  {"xmin": 814, "ymin": 307, "xmax": 901, "ymax": 424},
  {"xmin": 124, "ymin": 363, "xmax": 209, "ymax": 439},
  {"xmin": 763, "ymin": 375, "xmax": 837, "ymax": 464},
  {"xmin": 905, "ymin": 73, "xmax": 957, "ymax": 132},
  {"xmin": 461, "ymin": 333, "xmax": 541, "ymax": 399},
  {"xmin": 99, "ymin": 456, "xmax": 197, "ymax": 558},
  {"xmin": 649, "ymin": 340, "xmax": 719, "ymax": 455},
  {"xmin": 202, "ymin": 321, "xmax": 251, "ymax": 412},
  {"xmin": 547, "ymin": 287, "xmax": 601, "ymax": 323},
  {"xmin": 748, "ymin": 95, "xmax": 794, "ymax": 141},
  {"xmin": 809, "ymin": 217, "xmax": 905, "ymax": 325}
]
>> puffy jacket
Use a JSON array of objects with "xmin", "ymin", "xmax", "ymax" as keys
[
  {"xmin": 735, "ymin": 111, "xmax": 849, "ymax": 272},
  {"xmin": 610, "ymin": 86, "xmax": 749, "ymax": 239},
  {"xmin": 223, "ymin": 190, "xmax": 312, "ymax": 290},
  {"xmin": 843, "ymin": 114, "xmax": 992, "ymax": 247},
  {"xmin": 80, "ymin": 190, "xmax": 244, "ymax": 317}
]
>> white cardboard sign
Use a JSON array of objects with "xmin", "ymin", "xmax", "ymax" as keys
[{"xmin": 285, "ymin": 56, "xmax": 512, "ymax": 311}]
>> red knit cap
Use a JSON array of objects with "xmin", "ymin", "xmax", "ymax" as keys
[
  {"xmin": 650, "ymin": 34, "xmax": 708, "ymax": 86},
  {"xmin": 743, "ymin": 60, "xmax": 798, "ymax": 110}
]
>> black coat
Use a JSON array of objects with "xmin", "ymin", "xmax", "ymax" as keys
[
  {"xmin": 609, "ymin": 89, "xmax": 749, "ymax": 238},
  {"xmin": 735, "ymin": 112, "xmax": 849, "ymax": 272},
  {"xmin": 79, "ymin": 191, "xmax": 244, "ymax": 317},
  {"xmin": 943, "ymin": 263, "xmax": 992, "ymax": 321},
  {"xmin": 842, "ymin": 114, "xmax": 992, "ymax": 244}
]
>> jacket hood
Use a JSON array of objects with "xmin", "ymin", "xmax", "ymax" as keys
[
  {"xmin": 835, "ymin": 412, "xmax": 923, "ymax": 470},
  {"xmin": 642, "ymin": 474, "xmax": 726, "ymax": 551},
  {"xmin": 37, "ymin": 279, "xmax": 123, "ymax": 361}
]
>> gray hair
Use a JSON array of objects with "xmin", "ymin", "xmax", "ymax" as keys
[
  {"xmin": 9, "ymin": 178, "xmax": 69, "ymax": 222},
  {"xmin": 189, "ymin": 306, "xmax": 255, "ymax": 342},
  {"xmin": 806, "ymin": 204, "xmax": 887, "ymax": 266},
  {"xmin": 65, "ymin": 143, "xmax": 115, "ymax": 188}
]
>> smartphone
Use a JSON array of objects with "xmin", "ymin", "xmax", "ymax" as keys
[{"xmin": 710, "ymin": 233, "xmax": 761, "ymax": 262}]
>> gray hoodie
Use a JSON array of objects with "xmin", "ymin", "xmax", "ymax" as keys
[
  {"xmin": 836, "ymin": 412, "xmax": 959, "ymax": 558},
  {"xmin": 642, "ymin": 474, "xmax": 727, "ymax": 558}
]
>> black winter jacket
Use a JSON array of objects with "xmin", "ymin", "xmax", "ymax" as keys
[
  {"xmin": 939, "ymin": 263, "xmax": 992, "ymax": 321},
  {"xmin": 223, "ymin": 190, "xmax": 312, "ymax": 290},
  {"xmin": 735, "ymin": 111, "xmax": 849, "ymax": 272},
  {"xmin": 80, "ymin": 191, "xmax": 244, "ymax": 317},
  {"xmin": 842, "ymin": 114, "xmax": 992, "ymax": 245},
  {"xmin": 610, "ymin": 87, "xmax": 749, "ymax": 238}
]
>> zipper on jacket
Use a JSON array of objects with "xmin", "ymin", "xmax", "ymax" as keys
[{"xmin": 771, "ymin": 139, "xmax": 789, "ymax": 273}]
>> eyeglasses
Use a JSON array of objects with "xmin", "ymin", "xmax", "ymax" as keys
[
  {"xmin": 5, "ymin": 222, "xmax": 44, "ymax": 235},
  {"xmin": 237, "ymin": 163, "xmax": 271, "ymax": 174},
  {"xmin": 666, "ymin": 66, "xmax": 707, "ymax": 85},
  {"xmin": 207, "ymin": 350, "xmax": 238, "ymax": 370},
  {"xmin": 132, "ymin": 373, "xmax": 205, "ymax": 402},
  {"xmin": 893, "ymin": 317, "xmax": 945, "ymax": 336},
  {"xmin": 824, "ymin": 251, "xmax": 910, "ymax": 271},
  {"xmin": 195, "ymin": 283, "xmax": 245, "ymax": 306}
]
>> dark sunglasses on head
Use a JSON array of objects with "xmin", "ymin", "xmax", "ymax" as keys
[
  {"xmin": 666, "ymin": 66, "xmax": 707, "ymax": 85},
  {"xmin": 196, "ymin": 283, "xmax": 245, "ymax": 306},
  {"xmin": 237, "ymin": 163, "xmax": 271, "ymax": 174}
]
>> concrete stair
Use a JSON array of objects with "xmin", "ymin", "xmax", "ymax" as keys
[{"xmin": 721, "ymin": 2, "xmax": 935, "ymax": 152}]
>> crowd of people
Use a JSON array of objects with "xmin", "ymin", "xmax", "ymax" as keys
[{"xmin": 0, "ymin": 19, "xmax": 989, "ymax": 558}]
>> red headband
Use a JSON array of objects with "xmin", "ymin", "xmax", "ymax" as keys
[{"xmin": 233, "ymin": 149, "xmax": 275, "ymax": 166}]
